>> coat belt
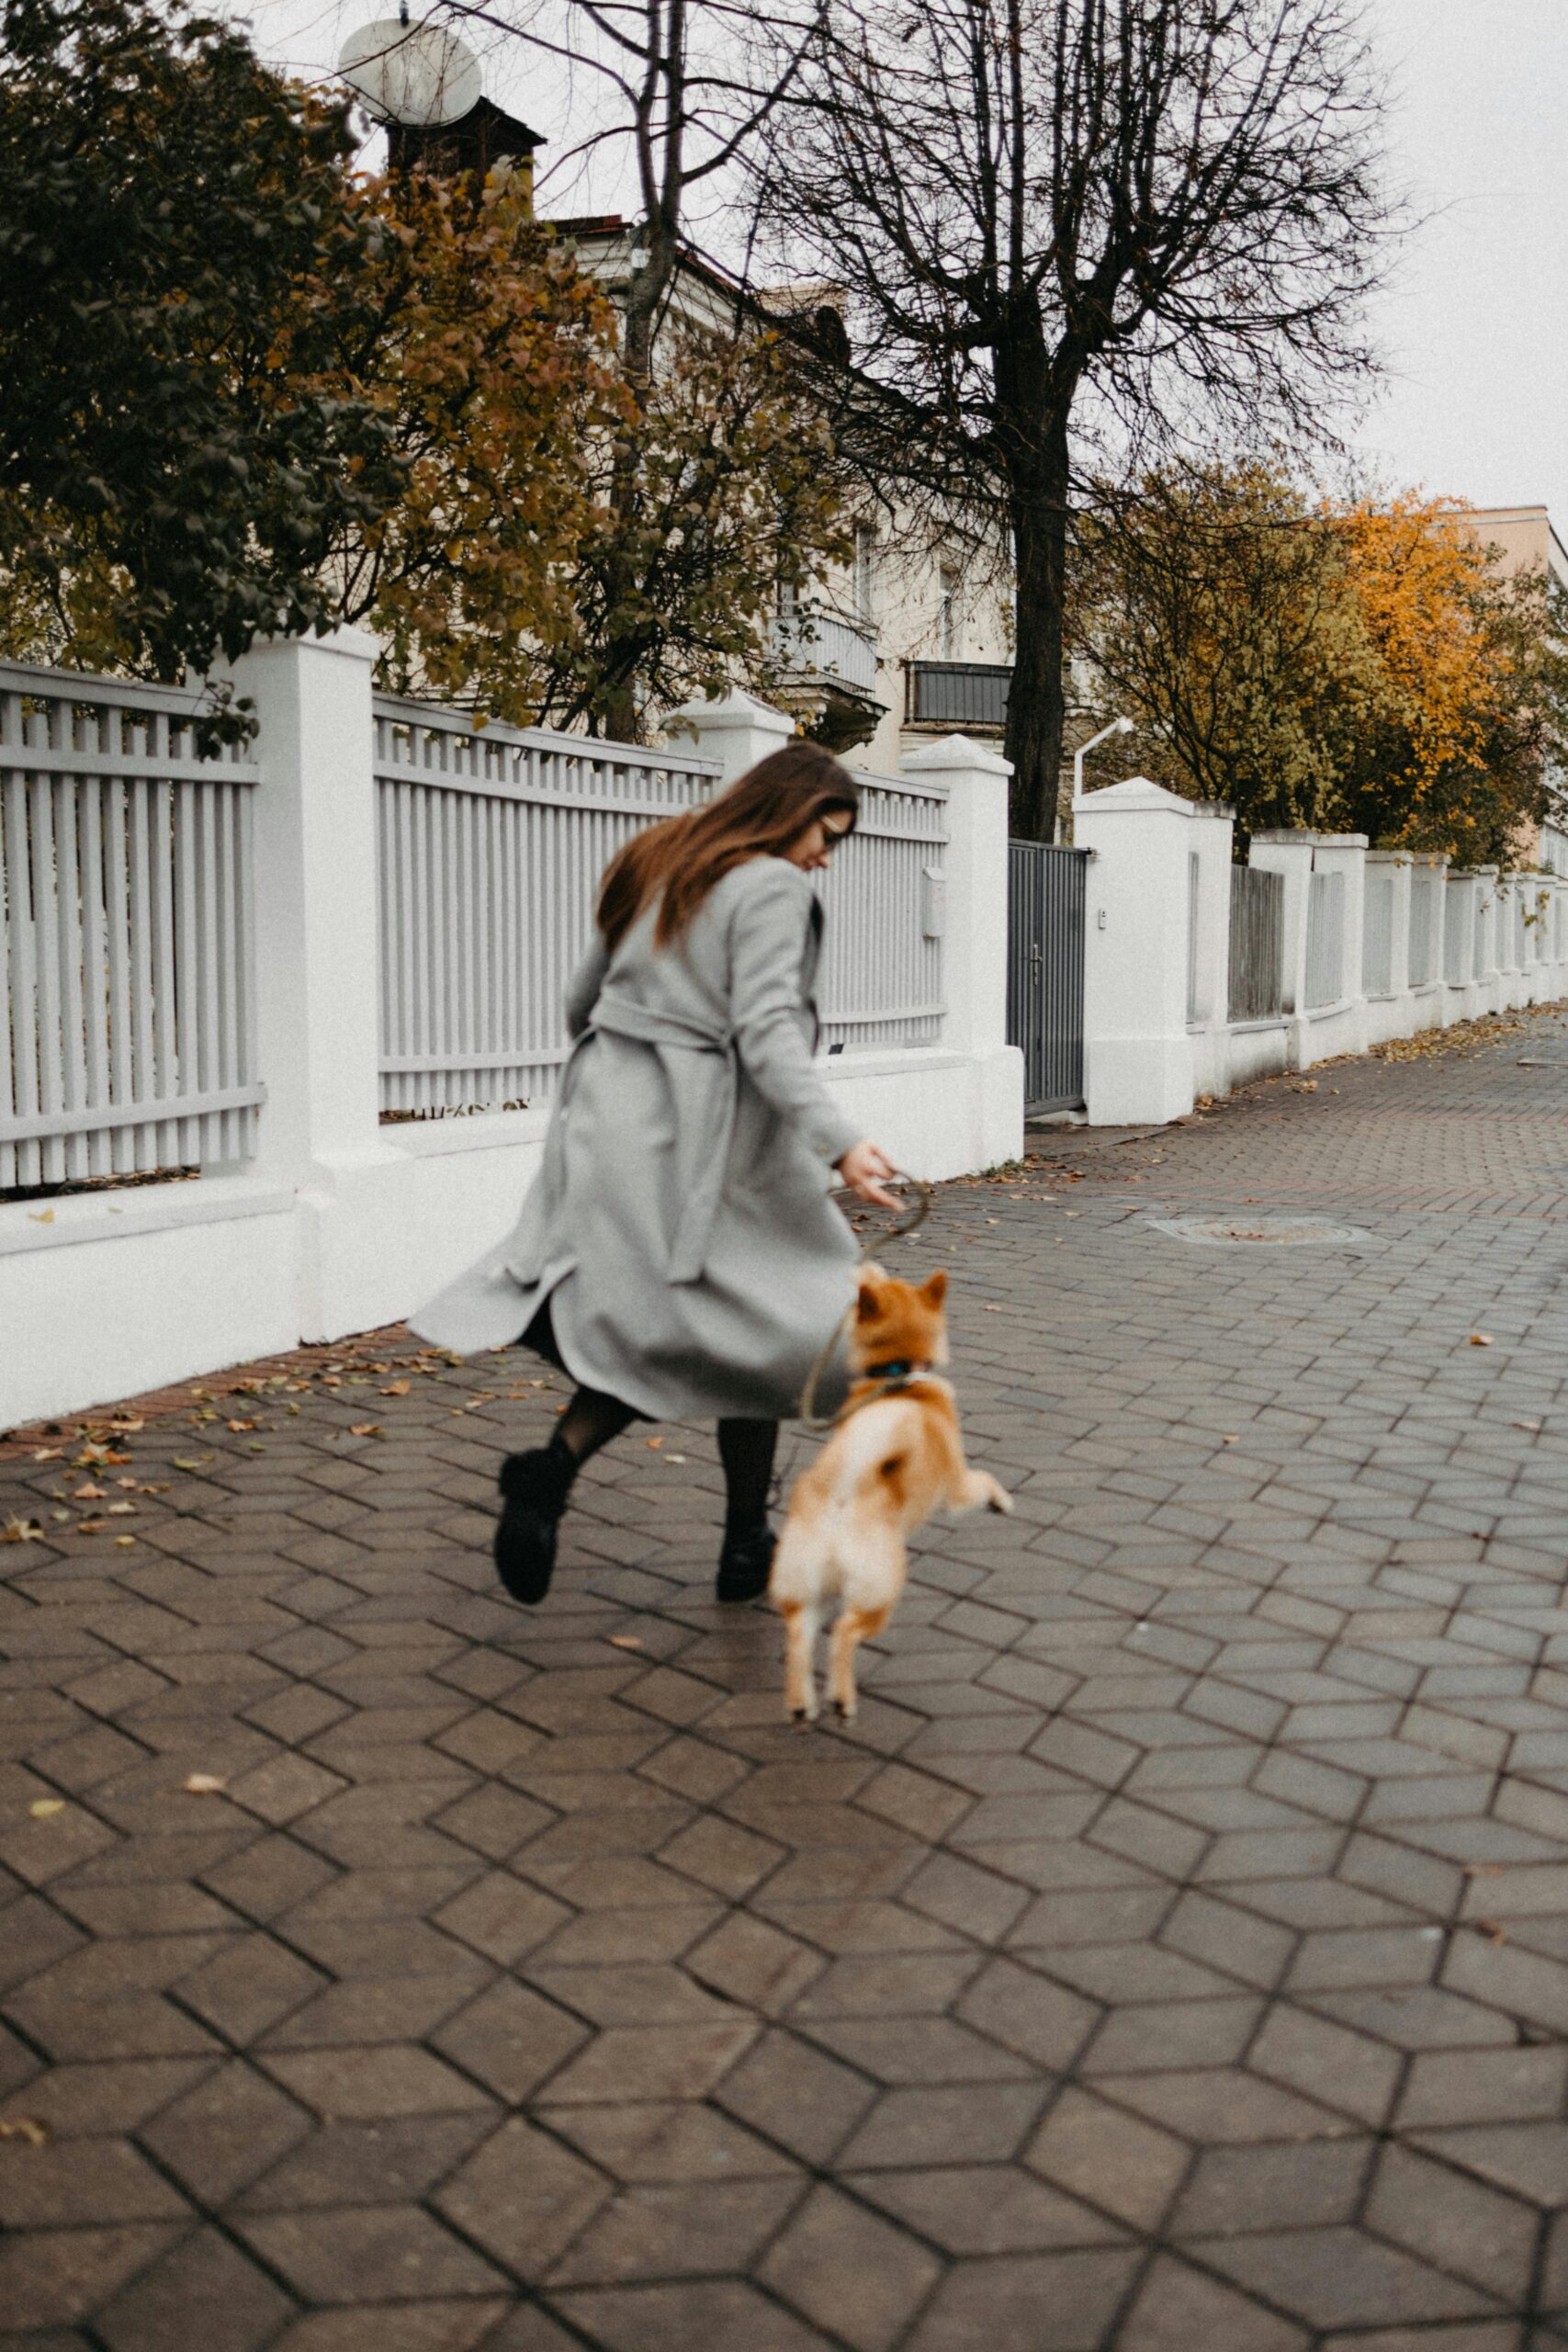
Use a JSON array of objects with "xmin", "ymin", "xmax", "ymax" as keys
[{"xmin": 584, "ymin": 992, "xmax": 737, "ymax": 1283}]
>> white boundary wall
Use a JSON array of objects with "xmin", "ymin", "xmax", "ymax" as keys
[
  {"xmin": 1077, "ymin": 775, "xmax": 1568, "ymax": 1126},
  {"xmin": 3, "ymin": 641, "xmax": 1021, "ymax": 1429}
]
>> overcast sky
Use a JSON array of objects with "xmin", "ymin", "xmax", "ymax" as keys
[
  {"xmin": 1358, "ymin": 0, "xmax": 1568, "ymax": 528},
  {"xmin": 244, "ymin": 0, "xmax": 1566, "ymax": 533}
]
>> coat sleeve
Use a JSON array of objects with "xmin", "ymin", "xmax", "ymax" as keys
[
  {"xmin": 728, "ymin": 865, "xmax": 863, "ymax": 1167},
  {"xmin": 565, "ymin": 933, "xmax": 610, "ymax": 1039}
]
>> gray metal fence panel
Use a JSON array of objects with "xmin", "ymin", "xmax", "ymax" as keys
[
  {"xmin": 1304, "ymin": 869, "xmax": 1344, "ymax": 1009},
  {"xmin": 1227, "ymin": 865, "xmax": 1284, "ymax": 1022},
  {"xmin": 1362, "ymin": 870, "xmax": 1394, "ymax": 996},
  {"xmin": 907, "ymin": 662, "xmax": 1011, "ymax": 729},
  {"xmin": 1007, "ymin": 841, "xmax": 1087, "ymax": 1112},
  {"xmin": 1408, "ymin": 868, "xmax": 1437, "ymax": 986}
]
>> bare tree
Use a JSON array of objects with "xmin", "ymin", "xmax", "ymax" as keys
[
  {"xmin": 439, "ymin": 0, "xmax": 827, "ymax": 731},
  {"xmin": 756, "ymin": 0, "xmax": 1394, "ymax": 835}
]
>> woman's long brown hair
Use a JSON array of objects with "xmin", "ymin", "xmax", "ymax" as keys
[{"xmin": 597, "ymin": 740, "xmax": 862, "ymax": 953}]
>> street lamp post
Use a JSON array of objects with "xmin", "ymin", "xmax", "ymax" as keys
[{"xmin": 1073, "ymin": 714, "xmax": 1135, "ymax": 803}]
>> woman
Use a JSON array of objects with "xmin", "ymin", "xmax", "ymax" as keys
[{"xmin": 411, "ymin": 741, "xmax": 899, "ymax": 1608}]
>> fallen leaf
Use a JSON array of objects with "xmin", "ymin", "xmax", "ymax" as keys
[
  {"xmin": 107, "ymin": 1502, "xmax": 136, "ymax": 1517},
  {"xmin": 183, "ymin": 1773, "xmax": 227, "ymax": 1795},
  {"xmin": 108, "ymin": 1417, "xmax": 144, "ymax": 1433},
  {"xmin": 1469, "ymin": 1334, "xmax": 1494, "ymax": 1348},
  {"xmin": 226, "ymin": 1419, "xmax": 256, "ymax": 1433},
  {"xmin": 77, "ymin": 1519, "xmax": 105, "ymax": 1535},
  {"xmin": 1, "ymin": 1517, "xmax": 44, "ymax": 1544},
  {"xmin": 28, "ymin": 1798, "xmax": 64, "ymax": 1819},
  {"xmin": 115, "ymin": 1534, "xmax": 136, "ymax": 1547},
  {"xmin": 1222, "ymin": 1435, "xmax": 1239, "ymax": 1444},
  {"xmin": 1513, "ymin": 1420, "xmax": 1541, "ymax": 1432},
  {"xmin": 0, "ymin": 2117, "xmax": 50, "ymax": 2145},
  {"xmin": 27, "ymin": 1208, "xmax": 54, "ymax": 1223},
  {"xmin": 1475, "ymin": 1918, "xmax": 1507, "ymax": 1944},
  {"xmin": 608, "ymin": 1635, "xmax": 645, "ymax": 1650},
  {"xmin": 72, "ymin": 1484, "xmax": 107, "ymax": 1501},
  {"xmin": 172, "ymin": 1456, "xmax": 212, "ymax": 1473},
  {"xmin": 349, "ymin": 1423, "xmax": 382, "ymax": 1438},
  {"xmin": 30, "ymin": 1447, "xmax": 61, "ymax": 1462},
  {"xmin": 380, "ymin": 1381, "xmax": 411, "ymax": 1396},
  {"xmin": 646, "ymin": 1437, "xmax": 665, "ymax": 1450}
]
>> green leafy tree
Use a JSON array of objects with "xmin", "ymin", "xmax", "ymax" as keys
[{"xmin": 0, "ymin": 0, "xmax": 405, "ymax": 681}]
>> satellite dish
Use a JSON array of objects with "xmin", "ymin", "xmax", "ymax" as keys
[{"xmin": 337, "ymin": 18, "xmax": 482, "ymax": 127}]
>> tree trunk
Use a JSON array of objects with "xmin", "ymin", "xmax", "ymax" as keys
[
  {"xmin": 592, "ymin": 220, "xmax": 680, "ymax": 743},
  {"xmin": 1004, "ymin": 420, "xmax": 1070, "ymax": 840}
]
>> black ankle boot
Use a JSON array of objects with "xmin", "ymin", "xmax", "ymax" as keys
[
  {"xmin": 716, "ymin": 1518, "xmax": 775, "ymax": 1604},
  {"xmin": 494, "ymin": 1436, "xmax": 576, "ymax": 1604}
]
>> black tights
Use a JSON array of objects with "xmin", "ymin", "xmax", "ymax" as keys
[{"xmin": 555, "ymin": 1387, "xmax": 778, "ymax": 1528}]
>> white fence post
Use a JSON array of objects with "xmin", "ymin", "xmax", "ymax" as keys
[
  {"xmin": 1074, "ymin": 776, "xmax": 1196, "ymax": 1125},
  {"xmin": 1187, "ymin": 805, "xmax": 1235, "ymax": 1102},
  {"xmin": 666, "ymin": 686, "xmax": 794, "ymax": 786},
  {"xmin": 1248, "ymin": 831, "xmax": 1314, "ymax": 1066},
  {"xmin": 1362, "ymin": 850, "xmax": 1410, "ymax": 1046},
  {"xmin": 222, "ymin": 628, "xmax": 397, "ymax": 1334},
  {"xmin": 898, "ymin": 734, "xmax": 1022, "ymax": 1168},
  {"xmin": 1472, "ymin": 865, "xmax": 1499, "ymax": 1016}
]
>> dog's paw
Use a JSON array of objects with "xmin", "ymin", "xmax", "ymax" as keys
[
  {"xmin": 790, "ymin": 1701, "xmax": 819, "ymax": 1726},
  {"xmin": 832, "ymin": 1697, "xmax": 857, "ymax": 1723},
  {"xmin": 986, "ymin": 1478, "xmax": 1013, "ymax": 1515}
]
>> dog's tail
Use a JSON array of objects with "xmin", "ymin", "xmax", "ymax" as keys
[{"xmin": 829, "ymin": 1399, "xmax": 918, "ymax": 1510}]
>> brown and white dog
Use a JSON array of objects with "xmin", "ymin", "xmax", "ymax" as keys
[{"xmin": 770, "ymin": 1263, "xmax": 1011, "ymax": 1722}]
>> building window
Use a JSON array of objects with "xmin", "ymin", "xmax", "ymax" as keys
[
  {"xmin": 939, "ymin": 563, "xmax": 961, "ymax": 659},
  {"xmin": 853, "ymin": 525, "xmax": 875, "ymax": 628}
]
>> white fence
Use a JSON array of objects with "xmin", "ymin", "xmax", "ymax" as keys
[
  {"xmin": 816, "ymin": 771, "xmax": 946, "ymax": 1048},
  {"xmin": 374, "ymin": 701, "xmax": 719, "ymax": 1117},
  {"xmin": 1075, "ymin": 775, "xmax": 1568, "ymax": 1125},
  {"xmin": 372, "ymin": 699, "xmax": 950, "ymax": 1117},
  {"xmin": 3, "ymin": 639, "xmax": 1020, "ymax": 1430},
  {"xmin": 1, "ymin": 662, "xmax": 263, "ymax": 1191}
]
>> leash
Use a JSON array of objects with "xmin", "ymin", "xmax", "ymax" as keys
[{"xmin": 797, "ymin": 1174, "xmax": 933, "ymax": 1431}]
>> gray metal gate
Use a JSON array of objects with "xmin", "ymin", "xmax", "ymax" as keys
[{"xmin": 1008, "ymin": 841, "xmax": 1089, "ymax": 1114}]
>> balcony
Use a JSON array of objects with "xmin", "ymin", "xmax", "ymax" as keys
[
  {"xmin": 906, "ymin": 659, "xmax": 1011, "ymax": 731},
  {"xmin": 768, "ymin": 610, "xmax": 885, "ymax": 752},
  {"xmin": 770, "ymin": 610, "xmax": 880, "ymax": 696}
]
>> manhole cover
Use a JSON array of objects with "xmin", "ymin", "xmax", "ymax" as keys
[{"xmin": 1147, "ymin": 1214, "xmax": 1371, "ymax": 1248}]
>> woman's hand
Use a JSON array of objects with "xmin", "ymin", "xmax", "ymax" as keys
[{"xmin": 837, "ymin": 1138, "xmax": 901, "ymax": 1210}]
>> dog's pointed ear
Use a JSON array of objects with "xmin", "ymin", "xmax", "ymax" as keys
[
  {"xmin": 921, "ymin": 1270, "xmax": 948, "ymax": 1306},
  {"xmin": 856, "ymin": 1266, "xmax": 884, "ymax": 1323}
]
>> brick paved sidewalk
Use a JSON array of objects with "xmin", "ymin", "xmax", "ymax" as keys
[{"xmin": 7, "ymin": 1012, "xmax": 1568, "ymax": 2352}]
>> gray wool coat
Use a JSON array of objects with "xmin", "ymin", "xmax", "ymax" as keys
[{"xmin": 409, "ymin": 854, "xmax": 863, "ymax": 1421}]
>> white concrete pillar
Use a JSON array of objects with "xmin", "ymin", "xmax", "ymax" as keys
[
  {"xmin": 665, "ymin": 687, "xmax": 794, "ymax": 786},
  {"xmin": 1186, "ymin": 804, "xmax": 1235, "ymax": 1101},
  {"xmin": 899, "ymin": 734, "xmax": 1022, "ymax": 1167},
  {"xmin": 1074, "ymin": 775, "xmax": 1196, "ymax": 1125},
  {"xmin": 1362, "ymin": 851, "xmax": 1410, "ymax": 1046},
  {"xmin": 221, "ymin": 628, "xmax": 402, "ymax": 1335},
  {"xmin": 1473, "ymin": 865, "xmax": 1500, "ymax": 1014}
]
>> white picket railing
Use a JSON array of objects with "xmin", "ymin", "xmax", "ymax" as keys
[
  {"xmin": 816, "ymin": 769, "xmax": 947, "ymax": 1048},
  {"xmin": 373, "ymin": 697, "xmax": 723, "ymax": 1117},
  {"xmin": 372, "ymin": 699, "xmax": 950, "ymax": 1114},
  {"xmin": 1, "ymin": 662, "xmax": 262, "ymax": 1190}
]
